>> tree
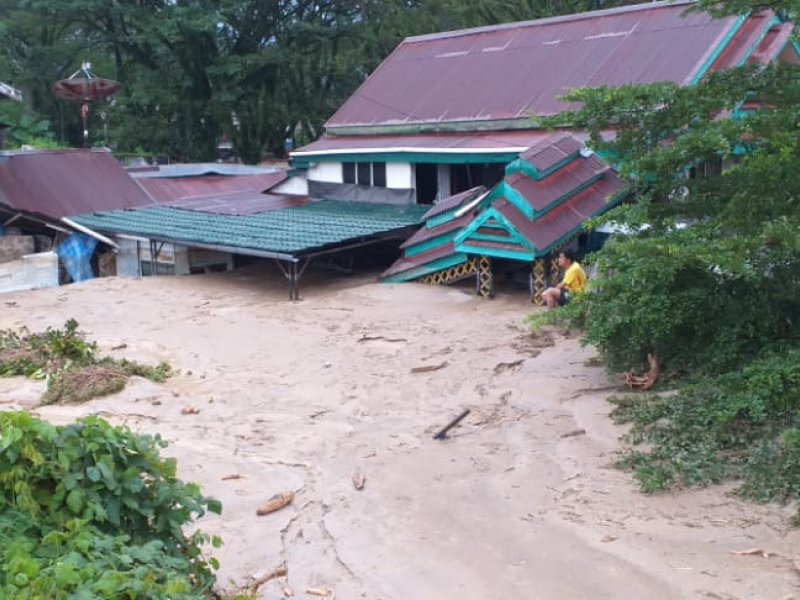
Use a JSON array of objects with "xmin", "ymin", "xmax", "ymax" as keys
[{"xmin": 536, "ymin": 0, "xmax": 800, "ymax": 512}]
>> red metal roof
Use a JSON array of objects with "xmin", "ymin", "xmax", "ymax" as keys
[
  {"xmin": 327, "ymin": 1, "xmax": 744, "ymax": 129},
  {"xmin": 400, "ymin": 212, "xmax": 474, "ymax": 249},
  {"xmin": 167, "ymin": 192, "xmax": 309, "ymax": 215},
  {"xmin": 381, "ymin": 242, "xmax": 458, "ymax": 279},
  {"xmin": 520, "ymin": 133, "xmax": 583, "ymax": 172},
  {"xmin": 293, "ymin": 130, "xmax": 587, "ymax": 156},
  {"xmin": 709, "ymin": 14, "xmax": 791, "ymax": 72},
  {"xmin": 421, "ymin": 186, "xmax": 485, "ymax": 220},
  {"xmin": 509, "ymin": 153, "xmax": 609, "ymax": 212},
  {"xmin": 0, "ymin": 149, "xmax": 154, "ymax": 219},
  {"xmin": 138, "ymin": 172, "xmax": 287, "ymax": 204},
  {"xmin": 495, "ymin": 174, "xmax": 627, "ymax": 251}
]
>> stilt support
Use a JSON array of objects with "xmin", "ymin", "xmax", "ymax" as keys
[
  {"xmin": 477, "ymin": 256, "xmax": 493, "ymax": 298},
  {"xmin": 531, "ymin": 258, "xmax": 546, "ymax": 305}
]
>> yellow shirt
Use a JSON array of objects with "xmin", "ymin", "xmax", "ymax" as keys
[{"xmin": 563, "ymin": 262, "xmax": 587, "ymax": 294}]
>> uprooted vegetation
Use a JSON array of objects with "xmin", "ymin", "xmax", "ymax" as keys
[
  {"xmin": 0, "ymin": 319, "xmax": 173, "ymax": 404},
  {"xmin": 0, "ymin": 411, "xmax": 222, "ymax": 598}
]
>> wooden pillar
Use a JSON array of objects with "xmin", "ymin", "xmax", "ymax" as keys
[
  {"xmin": 549, "ymin": 254, "xmax": 561, "ymax": 287},
  {"xmin": 531, "ymin": 258, "xmax": 546, "ymax": 305},
  {"xmin": 476, "ymin": 256, "xmax": 493, "ymax": 298}
]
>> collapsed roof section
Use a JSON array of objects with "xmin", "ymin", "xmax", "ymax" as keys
[{"xmin": 381, "ymin": 134, "xmax": 627, "ymax": 282}]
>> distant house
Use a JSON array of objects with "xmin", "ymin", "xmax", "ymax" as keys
[
  {"xmin": 291, "ymin": 1, "xmax": 796, "ymax": 205},
  {"xmin": 287, "ymin": 0, "xmax": 796, "ymax": 301}
]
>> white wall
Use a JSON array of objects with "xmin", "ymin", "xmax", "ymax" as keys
[
  {"xmin": 386, "ymin": 162, "xmax": 413, "ymax": 189},
  {"xmin": 272, "ymin": 175, "xmax": 309, "ymax": 196},
  {"xmin": 0, "ymin": 252, "xmax": 59, "ymax": 294},
  {"xmin": 307, "ymin": 161, "xmax": 343, "ymax": 184}
]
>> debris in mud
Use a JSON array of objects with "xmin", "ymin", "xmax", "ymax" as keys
[
  {"xmin": 433, "ymin": 408, "xmax": 471, "ymax": 440},
  {"xmin": 493, "ymin": 359, "xmax": 524, "ymax": 375},
  {"xmin": 181, "ymin": 405, "xmax": 200, "ymax": 415},
  {"xmin": 357, "ymin": 334, "xmax": 407, "ymax": 343},
  {"xmin": 43, "ymin": 364, "xmax": 128, "ymax": 405},
  {"xmin": 222, "ymin": 473, "xmax": 243, "ymax": 481},
  {"xmin": 729, "ymin": 547, "xmax": 773, "ymax": 557},
  {"xmin": 249, "ymin": 563, "xmax": 288, "ymax": 595},
  {"xmin": 511, "ymin": 331, "xmax": 555, "ymax": 357},
  {"xmin": 411, "ymin": 361, "xmax": 448, "ymax": 374},
  {"xmin": 560, "ymin": 428, "xmax": 586, "ymax": 439},
  {"xmin": 257, "ymin": 491, "xmax": 295, "ymax": 516},
  {"xmin": 621, "ymin": 352, "xmax": 660, "ymax": 391},
  {"xmin": 307, "ymin": 587, "xmax": 335, "ymax": 598},
  {"xmin": 352, "ymin": 468, "xmax": 366, "ymax": 491}
]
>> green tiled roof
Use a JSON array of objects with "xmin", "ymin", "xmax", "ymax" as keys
[{"xmin": 75, "ymin": 201, "xmax": 429, "ymax": 256}]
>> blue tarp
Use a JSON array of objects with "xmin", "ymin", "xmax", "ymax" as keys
[{"xmin": 57, "ymin": 233, "xmax": 98, "ymax": 282}]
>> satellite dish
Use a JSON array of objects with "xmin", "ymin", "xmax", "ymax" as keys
[{"xmin": 52, "ymin": 62, "xmax": 121, "ymax": 148}]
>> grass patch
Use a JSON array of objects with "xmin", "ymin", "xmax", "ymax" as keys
[{"xmin": 0, "ymin": 319, "xmax": 173, "ymax": 404}]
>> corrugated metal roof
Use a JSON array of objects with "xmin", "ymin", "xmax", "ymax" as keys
[
  {"xmin": 421, "ymin": 186, "xmax": 485, "ymax": 220},
  {"xmin": 137, "ymin": 173, "xmax": 288, "ymax": 204},
  {"xmin": 166, "ymin": 192, "xmax": 309, "ymax": 215},
  {"xmin": 709, "ymin": 14, "xmax": 791, "ymax": 71},
  {"xmin": 381, "ymin": 242, "xmax": 458, "ymax": 279},
  {"xmin": 130, "ymin": 163, "xmax": 283, "ymax": 178},
  {"xmin": 74, "ymin": 201, "xmax": 428, "ymax": 256},
  {"xmin": 495, "ymin": 175, "xmax": 627, "ymax": 251},
  {"xmin": 327, "ymin": 1, "xmax": 743, "ymax": 129},
  {"xmin": 400, "ymin": 212, "xmax": 474, "ymax": 249},
  {"xmin": 0, "ymin": 149, "xmax": 154, "ymax": 219},
  {"xmin": 520, "ymin": 133, "xmax": 583, "ymax": 172},
  {"xmin": 293, "ymin": 131, "xmax": 585, "ymax": 156},
  {"xmin": 508, "ymin": 153, "xmax": 609, "ymax": 212}
]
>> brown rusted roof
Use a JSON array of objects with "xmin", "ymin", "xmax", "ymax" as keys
[
  {"xmin": 137, "ymin": 173, "xmax": 287, "ymax": 204},
  {"xmin": 167, "ymin": 192, "xmax": 309, "ymax": 215},
  {"xmin": 495, "ymin": 174, "xmax": 627, "ymax": 252},
  {"xmin": 293, "ymin": 130, "xmax": 586, "ymax": 156},
  {"xmin": 0, "ymin": 149, "xmax": 153, "ymax": 219},
  {"xmin": 327, "ymin": 1, "xmax": 760, "ymax": 129},
  {"xmin": 509, "ymin": 153, "xmax": 609, "ymax": 212},
  {"xmin": 519, "ymin": 134, "xmax": 583, "ymax": 173},
  {"xmin": 421, "ymin": 186, "xmax": 485, "ymax": 220},
  {"xmin": 381, "ymin": 242, "xmax": 458, "ymax": 279},
  {"xmin": 400, "ymin": 212, "xmax": 474, "ymax": 249}
]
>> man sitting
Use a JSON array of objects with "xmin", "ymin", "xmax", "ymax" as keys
[{"xmin": 542, "ymin": 250, "xmax": 587, "ymax": 309}]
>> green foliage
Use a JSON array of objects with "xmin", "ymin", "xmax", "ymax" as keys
[
  {"xmin": 0, "ymin": 0, "xmax": 640, "ymax": 161},
  {"xmin": 610, "ymin": 352, "xmax": 800, "ymax": 518},
  {"xmin": 0, "ymin": 320, "xmax": 173, "ymax": 404},
  {"xmin": 532, "ymin": 0, "xmax": 800, "ymax": 517},
  {"xmin": 0, "ymin": 411, "xmax": 222, "ymax": 598}
]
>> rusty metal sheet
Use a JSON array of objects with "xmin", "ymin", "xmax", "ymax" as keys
[
  {"xmin": 510, "ymin": 153, "xmax": 609, "ymax": 212},
  {"xmin": 0, "ymin": 149, "xmax": 153, "ymax": 219},
  {"xmin": 167, "ymin": 192, "xmax": 309, "ymax": 215},
  {"xmin": 293, "ymin": 130, "xmax": 589, "ymax": 155},
  {"xmin": 381, "ymin": 242, "xmax": 458, "ymax": 278},
  {"xmin": 327, "ymin": 1, "xmax": 741, "ymax": 129},
  {"xmin": 138, "ymin": 173, "xmax": 288, "ymax": 204},
  {"xmin": 497, "ymin": 175, "xmax": 627, "ymax": 251},
  {"xmin": 520, "ymin": 133, "xmax": 583, "ymax": 172},
  {"xmin": 421, "ymin": 186, "xmax": 485, "ymax": 220}
]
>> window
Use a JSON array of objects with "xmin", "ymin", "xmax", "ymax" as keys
[
  {"xmin": 341, "ymin": 161, "xmax": 387, "ymax": 187},
  {"xmin": 372, "ymin": 162, "xmax": 386, "ymax": 187},
  {"xmin": 342, "ymin": 162, "xmax": 356, "ymax": 184},
  {"xmin": 357, "ymin": 162, "xmax": 371, "ymax": 186}
]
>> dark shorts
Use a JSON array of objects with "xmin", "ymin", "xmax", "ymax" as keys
[{"xmin": 559, "ymin": 290, "xmax": 571, "ymax": 306}]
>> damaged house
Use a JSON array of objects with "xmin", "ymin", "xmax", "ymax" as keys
[{"xmin": 289, "ymin": 0, "xmax": 797, "ymax": 302}]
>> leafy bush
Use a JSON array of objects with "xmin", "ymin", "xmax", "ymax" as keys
[
  {"xmin": 0, "ymin": 412, "xmax": 222, "ymax": 598},
  {"xmin": 610, "ymin": 352, "xmax": 800, "ymax": 519}
]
